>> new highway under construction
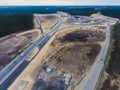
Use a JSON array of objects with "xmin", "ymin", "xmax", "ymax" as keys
[{"xmin": 0, "ymin": 12, "xmax": 119, "ymax": 90}]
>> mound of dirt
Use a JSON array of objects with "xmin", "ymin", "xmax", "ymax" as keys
[
  {"xmin": 59, "ymin": 30, "xmax": 105, "ymax": 43},
  {"xmin": 48, "ymin": 43, "xmax": 101, "ymax": 84}
]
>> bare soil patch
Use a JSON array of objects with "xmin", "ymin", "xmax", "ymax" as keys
[
  {"xmin": 40, "ymin": 14, "xmax": 60, "ymax": 32},
  {"xmin": 0, "ymin": 30, "xmax": 39, "ymax": 70},
  {"xmin": 32, "ymin": 29, "xmax": 104, "ymax": 90}
]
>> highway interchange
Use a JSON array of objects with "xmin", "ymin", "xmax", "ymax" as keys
[{"xmin": 0, "ymin": 12, "xmax": 117, "ymax": 90}]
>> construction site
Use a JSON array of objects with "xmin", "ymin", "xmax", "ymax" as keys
[
  {"xmin": 5, "ymin": 12, "xmax": 119, "ymax": 90},
  {"xmin": 32, "ymin": 28, "xmax": 105, "ymax": 90}
]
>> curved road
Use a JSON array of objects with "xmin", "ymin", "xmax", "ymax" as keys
[{"xmin": 75, "ymin": 23, "xmax": 111, "ymax": 90}]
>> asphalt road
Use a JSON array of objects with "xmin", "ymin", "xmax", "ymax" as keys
[
  {"xmin": 0, "ymin": 13, "xmax": 66, "ymax": 90},
  {"xmin": 36, "ymin": 16, "xmax": 44, "ymax": 34},
  {"xmin": 75, "ymin": 23, "xmax": 111, "ymax": 90}
]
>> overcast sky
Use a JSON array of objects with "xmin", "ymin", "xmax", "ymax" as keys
[{"xmin": 0, "ymin": 0, "xmax": 120, "ymax": 6}]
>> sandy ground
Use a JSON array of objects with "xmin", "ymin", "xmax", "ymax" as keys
[
  {"xmin": 41, "ymin": 14, "xmax": 60, "ymax": 32},
  {"xmin": 16, "ymin": 29, "xmax": 41, "ymax": 42},
  {"xmin": 91, "ymin": 14, "xmax": 119, "ymax": 26},
  {"xmin": 34, "ymin": 14, "xmax": 60, "ymax": 33},
  {"xmin": 0, "ymin": 29, "xmax": 40, "ymax": 71}
]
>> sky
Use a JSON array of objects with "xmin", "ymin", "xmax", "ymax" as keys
[{"xmin": 0, "ymin": 0, "xmax": 120, "ymax": 6}]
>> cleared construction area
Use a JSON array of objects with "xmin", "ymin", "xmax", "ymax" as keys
[
  {"xmin": 0, "ymin": 29, "xmax": 40, "ymax": 71},
  {"xmin": 34, "ymin": 14, "xmax": 60, "ymax": 33},
  {"xmin": 32, "ymin": 28, "xmax": 105, "ymax": 90}
]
